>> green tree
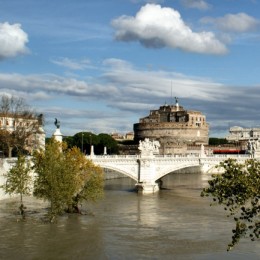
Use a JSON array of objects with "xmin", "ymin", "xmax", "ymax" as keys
[
  {"xmin": 97, "ymin": 133, "xmax": 119, "ymax": 154},
  {"xmin": 1, "ymin": 154, "xmax": 32, "ymax": 218},
  {"xmin": 201, "ymin": 158, "xmax": 260, "ymax": 250},
  {"xmin": 67, "ymin": 132, "xmax": 119, "ymax": 155},
  {"xmin": 209, "ymin": 137, "xmax": 228, "ymax": 146},
  {"xmin": 33, "ymin": 139, "xmax": 103, "ymax": 221},
  {"xmin": 71, "ymin": 132, "xmax": 100, "ymax": 154}
]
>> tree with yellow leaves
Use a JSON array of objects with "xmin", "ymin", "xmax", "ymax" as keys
[{"xmin": 33, "ymin": 139, "xmax": 103, "ymax": 222}]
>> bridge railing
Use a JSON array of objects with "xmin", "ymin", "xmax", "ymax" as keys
[{"xmin": 87, "ymin": 154, "xmax": 251, "ymax": 160}]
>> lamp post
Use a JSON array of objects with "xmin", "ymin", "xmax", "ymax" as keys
[{"xmin": 81, "ymin": 131, "xmax": 84, "ymax": 153}]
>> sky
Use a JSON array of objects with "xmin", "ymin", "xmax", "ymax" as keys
[{"xmin": 1, "ymin": 0, "xmax": 260, "ymax": 138}]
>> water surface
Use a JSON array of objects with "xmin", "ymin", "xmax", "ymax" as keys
[{"xmin": 0, "ymin": 172, "xmax": 259, "ymax": 260}]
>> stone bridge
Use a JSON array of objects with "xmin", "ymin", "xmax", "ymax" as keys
[
  {"xmin": 88, "ymin": 153, "xmax": 250, "ymax": 194},
  {"xmin": 87, "ymin": 138, "xmax": 252, "ymax": 193},
  {"xmin": 0, "ymin": 138, "xmax": 252, "ymax": 198}
]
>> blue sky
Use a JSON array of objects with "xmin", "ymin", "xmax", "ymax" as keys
[{"xmin": 1, "ymin": 0, "xmax": 260, "ymax": 137}]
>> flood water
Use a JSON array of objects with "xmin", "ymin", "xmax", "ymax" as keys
[{"xmin": 0, "ymin": 172, "xmax": 259, "ymax": 260}]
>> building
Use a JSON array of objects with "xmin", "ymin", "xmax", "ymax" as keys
[
  {"xmin": 111, "ymin": 132, "xmax": 134, "ymax": 142},
  {"xmin": 133, "ymin": 98, "xmax": 209, "ymax": 154},
  {"xmin": 227, "ymin": 126, "xmax": 260, "ymax": 141},
  {"xmin": 226, "ymin": 126, "xmax": 260, "ymax": 149},
  {"xmin": 0, "ymin": 113, "xmax": 45, "ymax": 155}
]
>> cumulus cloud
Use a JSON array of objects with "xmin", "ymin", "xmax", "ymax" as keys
[
  {"xmin": 112, "ymin": 4, "xmax": 227, "ymax": 54},
  {"xmin": 201, "ymin": 13, "xmax": 259, "ymax": 32},
  {"xmin": 181, "ymin": 0, "xmax": 211, "ymax": 10},
  {"xmin": 0, "ymin": 22, "xmax": 29, "ymax": 60}
]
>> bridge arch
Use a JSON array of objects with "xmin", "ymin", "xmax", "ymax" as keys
[
  {"xmin": 154, "ymin": 161, "xmax": 201, "ymax": 181},
  {"xmin": 88, "ymin": 155, "xmax": 250, "ymax": 194},
  {"xmin": 100, "ymin": 165, "xmax": 138, "ymax": 182}
]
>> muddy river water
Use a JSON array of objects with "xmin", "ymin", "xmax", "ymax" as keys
[{"xmin": 0, "ymin": 172, "xmax": 259, "ymax": 260}]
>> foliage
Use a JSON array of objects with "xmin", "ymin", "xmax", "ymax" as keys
[
  {"xmin": 201, "ymin": 158, "xmax": 260, "ymax": 250},
  {"xmin": 0, "ymin": 95, "xmax": 44, "ymax": 157},
  {"xmin": 96, "ymin": 133, "xmax": 119, "ymax": 154},
  {"xmin": 66, "ymin": 132, "xmax": 119, "ymax": 155},
  {"xmin": 209, "ymin": 137, "xmax": 228, "ymax": 146},
  {"xmin": 33, "ymin": 139, "xmax": 103, "ymax": 221},
  {"xmin": 0, "ymin": 154, "xmax": 32, "ymax": 218}
]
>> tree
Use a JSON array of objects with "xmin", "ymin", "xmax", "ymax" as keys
[
  {"xmin": 70, "ymin": 132, "xmax": 100, "ymax": 154},
  {"xmin": 97, "ymin": 133, "xmax": 119, "ymax": 154},
  {"xmin": 33, "ymin": 139, "xmax": 103, "ymax": 221},
  {"xmin": 0, "ymin": 154, "xmax": 32, "ymax": 219},
  {"xmin": 66, "ymin": 132, "xmax": 119, "ymax": 155},
  {"xmin": 201, "ymin": 158, "xmax": 260, "ymax": 250},
  {"xmin": 209, "ymin": 137, "xmax": 228, "ymax": 146},
  {"xmin": 0, "ymin": 95, "xmax": 44, "ymax": 157},
  {"xmin": 65, "ymin": 147, "xmax": 104, "ymax": 213}
]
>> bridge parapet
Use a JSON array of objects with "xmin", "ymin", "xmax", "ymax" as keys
[{"xmin": 89, "ymin": 153, "xmax": 252, "ymax": 194}]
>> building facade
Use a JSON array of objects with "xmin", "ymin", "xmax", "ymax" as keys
[
  {"xmin": 226, "ymin": 126, "xmax": 260, "ymax": 148},
  {"xmin": 0, "ymin": 113, "xmax": 45, "ymax": 155},
  {"xmin": 133, "ymin": 99, "xmax": 209, "ymax": 154},
  {"xmin": 227, "ymin": 126, "xmax": 260, "ymax": 141}
]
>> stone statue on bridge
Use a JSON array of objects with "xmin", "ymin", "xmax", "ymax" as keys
[
  {"xmin": 54, "ymin": 118, "xmax": 61, "ymax": 129},
  {"xmin": 53, "ymin": 118, "xmax": 63, "ymax": 142},
  {"xmin": 247, "ymin": 138, "xmax": 260, "ymax": 158},
  {"xmin": 138, "ymin": 138, "xmax": 160, "ymax": 157}
]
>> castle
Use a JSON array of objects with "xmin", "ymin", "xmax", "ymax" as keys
[{"xmin": 133, "ymin": 98, "xmax": 209, "ymax": 155}]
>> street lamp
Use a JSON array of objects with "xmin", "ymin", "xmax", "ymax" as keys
[{"xmin": 81, "ymin": 131, "xmax": 84, "ymax": 153}]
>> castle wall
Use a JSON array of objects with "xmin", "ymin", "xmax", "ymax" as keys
[
  {"xmin": 133, "ymin": 102, "xmax": 209, "ymax": 155},
  {"xmin": 134, "ymin": 122, "xmax": 208, "ymax": 145}
]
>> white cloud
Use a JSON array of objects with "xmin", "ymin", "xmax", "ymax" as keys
[
  {"xmin": 181, "ymin": 0, "xmax": 211, "ymax": 10},
  {"xmin": 112, "ymin": 4, "xmax": 227, "ymax": 54},
  {"xmin": 0, "ymin": 59, "xmax": 233, "ymax": 108},
  {"xmin": 1, "ymin": 59, "xmax": 260, "ymax": 136},
  {"xmin": 201, "ymin": 13, "xmax": 259, "ymax": 32},
  {"xmin": 131, "ymin": 0, "xmax": 164, "ymax": 3},
  {"xmin": 51, "ymin": 57, "xmax": 92, "ymax": 70},
  {"xmin": 0, "ymin": 22, "xmax": 29, "ymax": 60}
]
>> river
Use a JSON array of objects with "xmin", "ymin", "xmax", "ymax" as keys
[{"xmin": 0, "ymin": 171, "xmax": 259, "ymax": 260}]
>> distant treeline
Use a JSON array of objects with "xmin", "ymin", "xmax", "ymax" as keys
[
  {"xmin": 47, "ymin": 132, "xmax": 119, "ymax": 155},
  {"xmin": 209, "ymin": 138, "xmax": 229, "ymax": 146}
]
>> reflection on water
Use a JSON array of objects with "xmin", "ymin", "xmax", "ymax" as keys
[{"xmin": 0, "ymin": 172, "xmax": 259, "ymax": 260}]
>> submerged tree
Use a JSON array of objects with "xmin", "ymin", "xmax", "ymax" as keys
[
  {"xmin": 33, "ymin": 139, "xmax": 103, "ymax": 222},
  {"xmin": 201, "ymin": 158, "xmax": 260, "ymax": 250},
  {"xmin": 64, "ymin": 146, "xmax": 104, "ymax": 213},
  {"xmin": 1, "ymin": 154, "xmax": 32, "ymax": 219}
]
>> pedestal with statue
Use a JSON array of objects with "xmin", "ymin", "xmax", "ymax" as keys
[
  {"xmin": 135, "ymin": 138, "xmax": 161, "ymax": 194},
  {"xmin": 247, "ymin": 138, "xmax": 260, "ymax": 158},
  {"xmin": 53, "ymin": 118, "xmax": 63, "ymax": 142}
]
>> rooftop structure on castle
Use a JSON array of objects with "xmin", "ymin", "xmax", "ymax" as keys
[{"xmin": 133, "ymin": 98, "xmax": 209, "ymax": 154}]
